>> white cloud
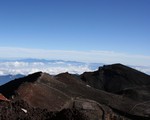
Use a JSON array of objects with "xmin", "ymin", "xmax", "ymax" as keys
[
  {"xmin": 0, "ymin": 60, "xmax": 150, "ymax": 75},
  {"xmin": 132, "ymin": 66, "xmax": 150, "ymax": 75},
  {"xmin": 0, "ymin": 61, "xmax": 92, "ymax": 75},
  {"xmin": 0, "ymin": 47, "xmax": 150, "ymax": 66}
]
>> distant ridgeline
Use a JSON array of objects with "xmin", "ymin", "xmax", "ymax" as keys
[
  {"xmin": 0, "ymin": 58, "xmax": 150, "ymax": 76},
  {"xmin": 0, "ymin": 64, "xmax": 150, "ymax": 119},
  {"xmin": 0, "ymin": 74, "xmax": 24, "ymax": 85}
]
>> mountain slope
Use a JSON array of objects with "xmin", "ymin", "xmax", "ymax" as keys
[
  {"xmin": 81, "ymin": 63, "xmax": 150, "ymax": 93},
  {"xmin": 0, "ymin": 64, "xmax": 150, "ymax": 120},
  {"xmin": 0, "ymin": 74, "xmax": 24, "ymax": 85}
]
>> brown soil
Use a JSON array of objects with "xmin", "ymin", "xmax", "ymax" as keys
[
  {"xmin": 0, "ymin": 100, "xmax": 88, "ymax": 120},
  {"xmin": 0, "ymin": 64, "xmax": 150, "ymax": 120}
]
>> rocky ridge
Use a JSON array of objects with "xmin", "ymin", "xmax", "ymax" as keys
[{"xmin": 0, "ymin": 64, "xmax": 150, "ymax": 120}]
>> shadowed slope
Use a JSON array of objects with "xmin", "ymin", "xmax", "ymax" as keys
[
  {"xmin": 0, "ymin": 64, "xmax": 150, "ymax": 119},
  {"xmin": 81, "ymin": 63, "xmax": 150, "ymax": 93},
  {"xmin": 0, "ymin": 72, "xmax": 42, "ymax": 98}
]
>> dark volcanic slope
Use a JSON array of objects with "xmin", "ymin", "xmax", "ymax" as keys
[
  {"xmin": 0, "ymin": 74, "xmax": 24, "ymax": 85},
  {"xmin": 0, "ymin": 72, "xmax": 42, "ymax": 98},
  {"xmin": 81, "ymin": 63, "xmax": 150, "ymax": 93},
  {"xmin": 0, "ymin": 64, "xmax": 150, "ymax": 120}
]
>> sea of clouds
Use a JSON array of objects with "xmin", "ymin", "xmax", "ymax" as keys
[
  {"xmin": 0, "ymin": 60, "xmax": 98, "ymax": 75},
  {"xmin": 0, "ymin": 59, "xmax": 150, "ymax": 75}
]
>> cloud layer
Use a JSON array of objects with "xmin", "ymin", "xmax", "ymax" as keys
[
  {"xmin": 1, "ymin": 47, "xmax": 150, "ymax": 66},
  {"xmin": 0, "ymin": 60, "xmax": 93, "ymax": 75},
  {"xmin": 0, "ymin": 47, "xmax": 150, "ymax": 75},
  {"xmin": 0, "ymin": 59, "xmax": 150, "ymax": 76}
]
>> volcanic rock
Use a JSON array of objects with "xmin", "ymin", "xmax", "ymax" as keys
[
  {"xmin": 0, "ymin": 64, "xmax": 150, "ymax": 120},
  {"xmin": 81, "ymin": 64, "xmax": 150, "ymax": 93}
]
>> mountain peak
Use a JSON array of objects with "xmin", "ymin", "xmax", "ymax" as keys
[
  {"xmin": 0, "ymin": 64, "xmax": 150, "ymax": 119},
  {"xmin": 0, "ymin": 71, "xmax": 43, "ymax": 98},
  {"xmin": 82, "ymin": 63, "xmax": 150, "ymax": 93}
]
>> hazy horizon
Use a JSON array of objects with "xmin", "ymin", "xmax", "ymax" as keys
[
  {"xmin": 0, "ymin": 0, "xmax": 150, "ymax": 73},
  {"xmin": 0, "ymin": 58, "xmax": 150, "ymax": 76}
]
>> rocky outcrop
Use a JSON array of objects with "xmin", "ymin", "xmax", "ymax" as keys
[
  {"xmin": 0, "ymin": 64, "xmax": 150, "ymax": 120},
  {"xmin": 81, "ymin": 63, "xmax": 150, "ymax": 93}
]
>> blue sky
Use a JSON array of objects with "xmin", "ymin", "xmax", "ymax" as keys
[{"xmin": 0, "ymin": 0, "xmax": 150, "ymax": 65}]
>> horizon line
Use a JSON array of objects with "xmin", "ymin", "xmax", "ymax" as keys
[{"xmin": 0, "ymin": 46, "xmax": 150, "ymax": 66}]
